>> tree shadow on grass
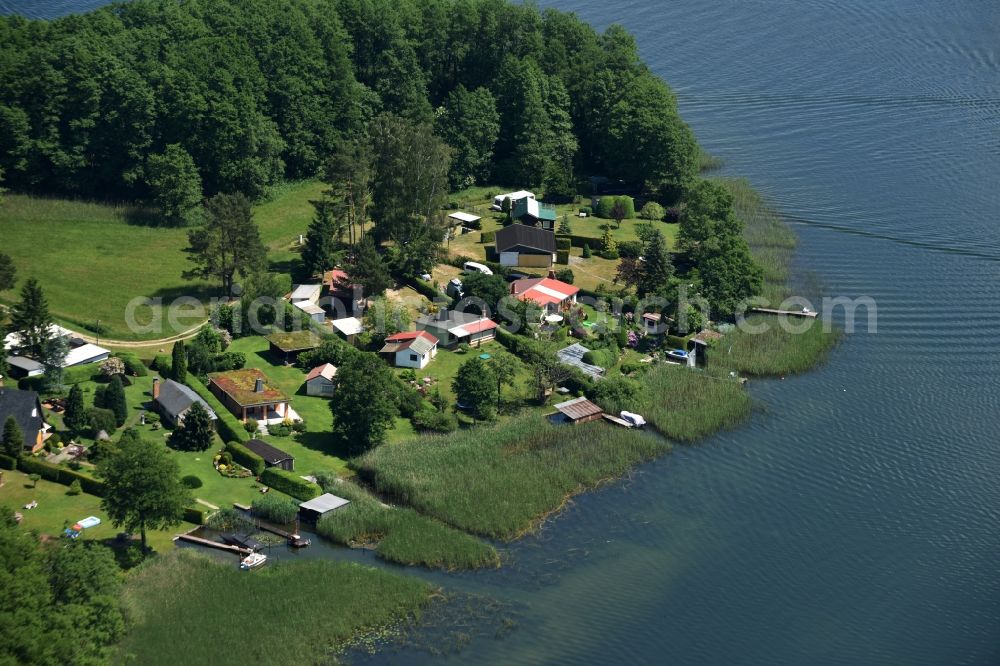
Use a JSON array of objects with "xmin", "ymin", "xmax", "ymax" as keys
[{"xmin": 293, "ymin": 430, "xmax": 355, "ymax": 462}]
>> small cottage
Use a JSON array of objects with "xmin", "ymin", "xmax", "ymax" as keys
[
  {"xmin": 331, "ymin": 317, "xmax": 364, "ymax": 343},
  {"xmin": 495, "ymin": 224, "xmax": 557, "ymax": 268},
  {"xmin": 152, "ymin": 378, "xmax": 218, "ymax": 427},
  {"xmin": 492, "ymin": 190, "xmax": 535, "ymax": 211},
  {"xmin": 0, "ymin": 387, "xmax": 51, "ymax": 453},
  {"xmin": 510, "ymin": 276, "xmax": 579, "ymax": 315},
  {"xmin": 511, "ymin": 196, "xmax": 557, "ymax": 230},
  {"xmin": 304, "ymin": 363, "xmax": 337, "ymax": 397},
  {"xmin": 642, "ymin": 313, "xmax": 664, "ymax": 335},
  {"xmin": 415, "ymin": 309, "xmax": 497, "ymax": 348},
  {"xmin": 551, "ymin": 396, "xmax": 604, "ymax": 425},
  {"xmin": 380, "ymin": 331, "xmax": 439, "ymax": 369},
  {"xmin": 208, "ymin": 368, "xmax": 295, "ymax": 424},
  {"xmin": 290, "ymin": 283, "xmax": 322, "ymax": 305},
  {"xmin": 267, "ymin": 330, "xmax": 320, "ymax": 363},
  {"xmin": 299, "ymin": 493, "xmax": 351, "ymax": 521}
]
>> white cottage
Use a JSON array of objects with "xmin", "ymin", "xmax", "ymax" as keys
[{"xmin": 379, "ymin": 331, "xmax": 439, "ymax": 369}]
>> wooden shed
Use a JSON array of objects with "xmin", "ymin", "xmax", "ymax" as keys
[{"xmin": 550, "ymin": 396, "xmax": 604, "ymax": 425}]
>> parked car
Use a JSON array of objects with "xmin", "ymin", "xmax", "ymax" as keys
[{"xmin": 463, "ymin": 261, "xmax": 493, "ymax": 275}]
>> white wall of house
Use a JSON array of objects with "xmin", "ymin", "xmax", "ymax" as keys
[
  {"xmin": 500, "ymin": 251, "xmax": 520, "ymax": 266},
  {"xmin": 394, "ymin": 346, "xmax": 436, "ymax": 370}
]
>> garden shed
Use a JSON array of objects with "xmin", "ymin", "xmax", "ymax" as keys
[{"xmin": 299, "ymin": 493, "xmax": 350, "ymax": 521}]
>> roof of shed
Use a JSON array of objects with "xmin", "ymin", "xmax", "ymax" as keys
[
  {"xmin": 156, "ymin": 379, "xmax": 217, "ymax": 420},
  {"xmin": 299, "ymin": 493, "xmax": 351, "ymax": 514},
  {"xmin": 244, "ymin": 438, "xmax": 294, "ymax": 465},
  {"xmin": 495, "ymin": 224, "xmax": 557, "ymax": 254},
  {"xmin": 556, "ymin": 343, "xmax": 607, "ymax": 380},
  {"xmin": 208, "ymin": 368, "xmax": 289, "ymax": 406},
  {"xmin": 553, "ymin": 396, "xmax": 604, "ymax": 421}
]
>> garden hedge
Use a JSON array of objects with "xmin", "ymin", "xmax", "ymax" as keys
[
  {"xmin": 556, "ymin": 236, "xmax": 572, "ymax": 251},
  {"xmin": 556, "ymin": 250, "xmax": 570, "ymax": 265},
  {"xmin": 16, "ymin": 456, "xmax": 107, "ymax": 496},
  {"xmin": 260, "ymin": 468, "xmax": 321, "ymax": 501},
  {"xmin": 225, "ymin": 441, "xmax": 265, "ymax": 477},
  {"xmin": 480, "ymin": 230, "xmax": 496, "ymax": 244},
  {"xmin": 185, "ymin": 376, "xmax": 248, "ymax": 443},
  {"xmin": 405, "ymin": 277, "xmax": 443, "ymax": 302},
  {"xmin": 0, "ymin": 454, "xmax": 16, "ymax": 470}
]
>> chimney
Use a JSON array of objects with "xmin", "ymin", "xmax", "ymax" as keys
[
  {"xmin": 547, "ymin": 269, "xmax": 556, "ymax": 280},
  {"xmin": 152, "ymin": 377, "xmax": 160, "ymax": 400},
  {"xmin": 254, "ymin": 377, "xmax": 264, "ymax": 393},
  {"xmin": 437, "ymin": 308, "xmax": 449, "ymax": 321}
]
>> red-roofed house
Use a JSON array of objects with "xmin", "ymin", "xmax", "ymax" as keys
[
  {"xmin": 304, "ymin": 363, "xmax": 338, "ymax": 397},
  {"xmin": 379, "ymin": 331, "xmax": 439, "ymax": 369},
  {"xmin": 510, "ymin": 277, "xmax": 580, "ymax": 314},
  {"xmin": 416, "ymin": 309, "xmax": 498, "ymax": 347}
]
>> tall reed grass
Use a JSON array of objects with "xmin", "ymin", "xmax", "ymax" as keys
[
  {"xmin": 315, "ymin": 481, "xmax": 500, "ymax": 570},
  {"xmin": 354, "ymin": 419, "xmax": 670, "ymax": 541},
  {"xmin": 120, "ymin": 550, "xmax": 430, "ymax": 665},
  {"xmin": 718, "ymin": 316, "xmax": 839, "ymax": 376}
]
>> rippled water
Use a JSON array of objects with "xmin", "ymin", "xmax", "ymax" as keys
[{"xmin": 5, "ymin": 0, "xmax": 1000, "ymax": 663}]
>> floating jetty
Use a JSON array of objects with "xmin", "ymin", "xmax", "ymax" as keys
[{"xmin": 750, "ymin": 307, "xmax": 818, "ymax": 319}]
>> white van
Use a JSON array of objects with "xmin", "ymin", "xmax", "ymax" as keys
[{"xmin": 463, "ymin": 261, "xmax": 493, "ymax": 276}]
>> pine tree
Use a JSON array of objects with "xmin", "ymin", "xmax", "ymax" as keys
[
  {"xmin": 172, "ymin": 340, "xmax": 187, "ymax": 383},
  {"xmin": 168, "ymin": 402, "xmax": 213, "ymax": 452},
  {"xmin": 599, "ymin": 229, "xmax": 618, "ymax": 258},
  {"xmin": 582, "ymin": 243, "xmax": 592, "ymax": 259},
  {"xmin": 9, "ymin": 278, "xmax": 52, "ymax": 358},
  {"xmin": 63, "ymin": 384, "xmax": 87, "ymax": 437},
  {"xmin": 557, "ymin": 215, "xmax": 573, "ymax": 235},
  {"xmin": 2, "ymin": 416, "xmax": 24, "ymax": 457},
  {"xmin": 301, "ymin": 200, "xmax": 340, "ymax": 277},
  {"xmin": 348, "ymin": 237, "xmax": 392, "ymax": 299},
  {"xmin": 638, "ymin": 229, "xmax": 674, "ymax": 297},
  {"xmin": 106, "ymin": 375, "xmax": 128, "ymax": 427}
]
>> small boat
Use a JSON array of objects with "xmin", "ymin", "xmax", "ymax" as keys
[
  {"xmin": 287, "ymin": 534, "xmax": 311, "ymax": 548},
  {"xmin": 240, "ymin": 552, "xmax": 267, "ymax": 570},
  {"xmin": 222, "ymin": 533, "xmax": 264, "ymax": 551},
  {"xmin": 665, "ymin": 349, "xmax": 689, "ymax": 362}
]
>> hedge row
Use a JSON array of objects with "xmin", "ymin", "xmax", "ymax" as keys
[
  {"xmin": 183, "ymin": 506, "xmax": 209, "ymax": 525},
  {"xmin": 16, "ymin": 456, "xmax": 107, "ymax": 496},
  {"xmin": 406, "ymin": 277, "xmax": 443, "ymax": 303},
  {"xmin": 260, "ymin": 468, "xmax": 321, "ymax": 501},
  {"xmin": 0, "ymin": 454, "xmax": 16, "ymax": 470},
  {"xmin": 225, "ymin": 441, "xmax": 265, "ymax": 477},
  {"xmin": 185, "ymin": 376, "xmax": 248, "ymax": 443},
  {"xmin": 480, "ymin": 230, "xmax": 496, "ymax": 244},
  {"xmin": 556, "ymin": 236, "xmax": 572, "ymax": 251},
  {"xmin": 556, "ymin": 250, "xmax": 570, "ymax": 265}
]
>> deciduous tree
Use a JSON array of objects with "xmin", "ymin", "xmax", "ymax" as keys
[
  {"xmin": 453, "ymin": 357, "xmax": 496, "ymax": 421},
  {"xmin": 329, "ymin": 353, "xmax": 398, "ymax": 455},
  {"xmin": 146, "ymin": 144, "xmax": 203, "ymax": 226},
  {"xmin": 168, "ymin": 402, "xmax": 214, "ymax": 452},
  {"xmin": 99, "ymin": 429, "xmax": 190, "ymax": 553}
]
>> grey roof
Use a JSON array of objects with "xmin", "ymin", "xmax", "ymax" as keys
[
  {"xmin": 245, "ymin": 438, "xmax": 294, "ymax": 465},
  {"xmin": 556, "ymin": 344, "xmax": 607, "ymax": 380},
  {"xmin": 299, "ymin": 493, "xmax": 350, "ymax": 514},
  {"xmin": 155, "ymin": 379, "xmax": 218, "ymax": 420},
  {"xmin": 417, "ymin": 309, "xmax": 487, "ymax": 329},
  {"xmin": 495, "ymin": 224, "xmax": 557, "ymax": 253},
  {"xmin": 6, "ymin": 356, "xmax": 43, "ymax": 373},
  {"xmin": 0, "ymin": 388, "xmax": 44, "ymax": 449}
]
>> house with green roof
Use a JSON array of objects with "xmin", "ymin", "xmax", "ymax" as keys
[
  {"xmin": 512, "ymin": 197, "xmax": 557, "ymax": 230},
  {"xmin": 207, "ymin": 368, "xmax": 297, "ymax": 425}
]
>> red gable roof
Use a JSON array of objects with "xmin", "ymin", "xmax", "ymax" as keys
[
  {"xmin": 384, "ymin": 330, "xmax": 439, "ymax": 348},
  {"xmin": 511, "ymin": 278, "xmax": 579, "ymax": 307},
  {"xmin": 458, "ymin": 319, "xmax": 498, "ymax": 335}
]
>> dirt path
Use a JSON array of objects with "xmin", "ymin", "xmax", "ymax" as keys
[{"xmin": 70, "ymin": 322, "xmax": 208, "ymax": 349}]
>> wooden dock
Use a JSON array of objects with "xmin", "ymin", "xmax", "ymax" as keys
[
  {"xmin": 174, "ymin": 532, "xmax": 251, "ymax": 555},
  {"xmin": 750, "ymin": 307, "xmax": 818, "ymax": 319},
  {"xmin": 602, "ymin": 413, "xmax": 637, "ymax": 428}
]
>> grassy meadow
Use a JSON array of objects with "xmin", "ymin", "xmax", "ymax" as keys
[
  {"xmin": 353, "ymin": 418, "xmax": 670, "ymax": 541},
  {"xmin": 316, "ymin": 480, "xmax": 500, "ymax": 570},
  {"xmin": 0, "ymin": 182, "xmax": 323, "ymax": 340},
  {"xmin": 119, "ymin": 549, "xmax": 432, "ymax": 665}
]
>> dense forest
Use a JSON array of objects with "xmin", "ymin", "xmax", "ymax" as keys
[{"xmin": 0, "ymin": 0, "xmax": 697, "ymax": 203}]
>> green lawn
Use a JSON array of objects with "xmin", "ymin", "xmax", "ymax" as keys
[
  {"xmin": 0, "ymin": 182, "xmax": 324, "ymax": 340},
  {"xmin": 0, "ymin": 469, "xmax": 177, "ymax": 551}
]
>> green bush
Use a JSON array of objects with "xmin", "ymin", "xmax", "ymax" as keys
[
  {"xmin": 582, "ymin": 349, "xmax": 616, "ymax": 369},
  {"xmin": 480, "ymin": 230, "xmax": 495, "ymax": 244},
  {"xmin": 0, "ymin": 454, "xmax": 16, "ymax": 471},
  {"xmin": 556, "ymin": 236, "xmax": 572, "ymax": 251},
  {"xmin": 117, "ymin": 354, "xmax": 148, "ymax": 377},
  {"xmin": 85, "ymin": 407, "xmax": 117, "ymax": 437},
  {"xmin": 639, "ymin": 201, "xmax": 666, "ymax": 221},
  {"xmin": 252, "ymin": 494, "xmax": 300, "ymax": 524},
  {"xmin": 411, "ymin": 406, "xmax": 458, "ymax": 433},
  {"xmin": 617, "ymin": 240, "xmax": 642, "ymax": 259},
  {"xmin": 67, "ymin": 479, "xmax": 82, "ymax": 496},
  {"xmin": 269, "ymin": 424, "xmax": 292, "ymax": 437},
  {"xmin": 554, "ymin": 268, "xmax": 574, "ymax": 284},
  {"xmin": 582, "ymin": 243, "xmax": 592, "ymax": 258},
  {"xmin": 556, "ymin": 250, "xmax": 570, "ymax": 265},
  {"xmin": 225, "ymin": 441, "xmax": 264, "ymax": 476},
  {"xmin": 595, "ymin": 195, "xmax": 635, "ymax": 219},
  {"xmin": 243, "ymin": 419, "xmax": 258, "ymax": 434},
  {"xmin": 144, "ymin": 411, "xmax": 160, "ymax": 424},
  {"xmin": 620, "ymin": 360, "xmax": 644, "ymax": 376},
  {"xmin": 261, "ymin": 468, "xmax": 321, "ymax": 501},
  {"xmin": 48, "ymin": 433, "xmax": 62, "ymax": 446},
  {"xmin": 181, "ymin": 475, "xmax": 203, "ymax": 489},
  {"xmin": 579, "ymin": 206, "xmax": 592, "ymax": 215},
  {"xmin": 152, "ymin": 355, "xmax": 172, "ymax": 376},
  {"xmin": 407, "ymin": 278, "xmax": 441, "ymax": 302}
]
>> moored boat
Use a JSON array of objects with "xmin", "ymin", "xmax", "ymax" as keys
[{"xmin": 239, "ymin": 552, "xmax": 267, "ymax": 570}]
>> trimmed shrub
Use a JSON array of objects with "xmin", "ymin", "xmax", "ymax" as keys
[
  {"xmin": 556, "ymin": 236, "xmax": 572, "ymax": 251},
  {"xmin": 639, "ymin": 201, "xmax": 666, "ymax": 221},
  {"xmin": 554, "ymin": 268, "xmax": 574, "ymax": 284},
  {"xmin": 269, "ymin": 424, "xmax": 292, "ymax": 437},
  {"xmin": 582, "ymin": 349, "xmax": 617, "ymax": 369},
  {"xmin": 85, "ymin": 407, "xmax": 117, "ymax": 437},
  {"xmin": 411, "ymin": 406, "xmax": 458, "ymax": 433},
  {"xmin": 665, "ymin": 334, "xmax": 690, "ymax": 350},
  {"xmin": 618, "ymin": 240, "xmax": 643, "ymax": 259},
  {"xmin": 582, "ymin": 243, "xmax": 592, "ymax": 258},
  {"xmin": 117, "ymin": 354, "xmax": 148, "ymax": 377},
  {"xmin": 225, "ymin": 441, "xmax": 265, "ymax": 477},
  {"xmin": 579, "ymin": 206, "xmax": 592, "ymax": 216},
  {"xmin": 556, "ymin": 249, "xmax": 570, "ymax": 265},
  {"xmin": 181, "ymin": 475, "xmax": 203, "ymax": 489},
  {"xmin": 595, "ymin": 195, "xmax": 635, "ymax": 220},
  {"xmin": 260, "ymin": 468, "xmax": 321, "ymax": 501},
  {"xmin": 67, "ymin": 479, "xmax": 82, "ymax": 495},
  {"xmin": 407, "ymin": 278, "xmax": 441, "ymax": 301},
  {"xmin": 480, "ymin": 230, "xmax": 496, "ymax": 244},
  {"xmin": 0, "ymin": 454, "xmax": 16, "ymax": 471},
  {"xmin": 252, "ymin": 494, "xmax": 300, "ymax": 524}
]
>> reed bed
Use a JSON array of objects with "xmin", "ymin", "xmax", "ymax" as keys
[
  {"xmin": 603, "ymin": 364, "xmax": 754, "ymax": 442},
  {"xmin": 353, "ymin": 419, "xmax": 670, "ymax": 541},
  {"xmin": 315, "ymin": 481, "xmax": 500, "ymax": 570},
  {"xmin": 119, "ymin": 550, "xmax": 430, "ymax": 665},
  {"xmin": 718, "ymin": 316, "xmax": 839, "ymax": 376}
]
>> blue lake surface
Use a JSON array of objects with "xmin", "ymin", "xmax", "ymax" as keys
[{"xmin": 4, "ymin": 0, "xmax": 1000, "ymax": 663}]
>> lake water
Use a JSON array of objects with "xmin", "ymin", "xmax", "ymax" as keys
[{"xmin": 5, "ymin": 0, "xmax": 1000, "ymax": 663}]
